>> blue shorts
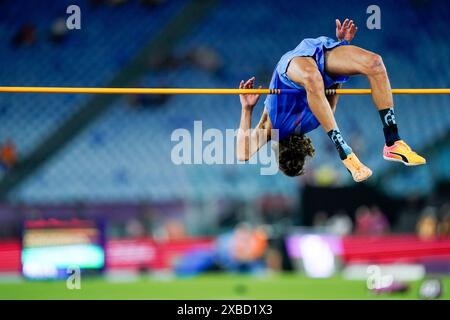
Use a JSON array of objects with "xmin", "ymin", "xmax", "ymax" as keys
[{"xmin": 265, "ymin": 36, "xmax": 350, "ymax": 140}]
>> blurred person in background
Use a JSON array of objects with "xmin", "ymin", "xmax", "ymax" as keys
[
  {"xmin": 185, "ymin": 46, "xmax": 224, "ymax": 76},
  {"xmin": 49, "ymin": 17, "xmax": 68, "ymax": 44},
  {"xmin": 174, "ymin": 224, "xmax": 270, "ymax": 277},
  {"xmin": 355, "ymin": 205, "xmax": 372, "ymax": 235},
  {"xmin": 0, "ymin": 139, "xmax": 18, "ymax": 172},
  {"xmin": 216, "ymin": 223, "xmax": 268, "ymax": 273},
  {"xmin": 233, "ymin": 224, "xmax": 267, "ymax": 263},
  {"xmin": 125, "ymin": 218, "xmax": 146, "ymax": 238},
  {"xmin": 326, "ymin": 210, "xmax": 353, "ymax": 236},
  {"xmin": 152, "ymin": 218, "xmax": 187, "ymax": 241},
  {"xmin": 164, "ymin": 219, "xmax": 187, "ymax": 240},
  {"xmin": 370, "ymin": 206, "xmax": 390, "ymax": 235},
  {"xmin": 417, "ymin": 207, "xmax": 438, "ymax": 240},
  {"xmin": 11, "ymin": 23, "xmax": 37, "ymax": 48},
  {"xmin": 438, "ymin": 204, "xmax": 450, "ymax": 237},
  {"xmin": 355, "ymin": 205, "xmax": 389, "ymax": 235}
]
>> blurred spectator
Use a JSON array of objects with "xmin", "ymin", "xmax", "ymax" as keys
[
  {"xmin": 326, "ymin": 211, "xmax": 353, "ymax": 236},
  {"xmin": 416, "ymin": 206, "xmax": 438, "ymax": 240},
  {"xmin": 233, "ymin": 224, "xmax": 267, "ymax": 262},
  {"xmin": 11, "ymin": 23, "xmax": 37, "ymax": 47},
  {"xmin": 370, "ymin": 206, "xmax": 390, "ymax": 235},
  {"xmin": 49, "ymin": 18, "xmax": 68, "ymax": 44},
  {"xmin": 125, "ymin": 218, "xmax": 146, "ymax": 237},
  {"xmin": 186, "ymin": 46, "xmax": 223, "ymax": 75},
  {"xmin": 216, "ymin": 224, "xmax": 267, "ymax": 273},
  {"xmin": 437, "ymin": 204, "xmax": 450, "ymax": 237},
  {"xmin": 355, "ymin": 206, "xmax": 372, "ymax": 235},
  {"xmin": 0, "ymin": 139, "xmax": 18, "ymax": 171},
  {"xmin": 162, "ymin": 219, "xmax": 187, "ymax": 241},
  {"xmin": 355, "ymin": 206, "xmax": 389, "ymax": 235}
]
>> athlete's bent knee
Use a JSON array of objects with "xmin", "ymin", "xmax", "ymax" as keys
[
  {"xmin": 365, "ymin": 53, "xmax": 386, "ymax": 76},
  {"xmin": 301, "ymin": 69, "xmax": 323, "ymax": 93}
]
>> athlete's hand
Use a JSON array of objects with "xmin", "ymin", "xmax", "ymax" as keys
[
  {"xmin": 336, "ymin": 18, "xmax": 358, "ymax": 43},
  {"xmin": 239, "ymin": 77, "xmax": 262, "ymax": 111}
]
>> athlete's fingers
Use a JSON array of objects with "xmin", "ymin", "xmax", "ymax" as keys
[
  {"xmin": 336, "ymin": 19, "xmax": 341, "ymax": 29},
  {"xmin": 346, "ymin": 20, "xmax": 353, "ymax": 29},
  {"xmin": 245, "ymin": 77, "xmax": 255, "ymax": 89},
  {"xmin": 245, "ymin": 77, "xmax": 255, "ymax": 83},
  {"xmin": 343, "ymin": 18, "xmax": 349, "ymax": 28},
  {"xmin": 239, "ymin": 80, "xmax": 244, "ymax": 89}
]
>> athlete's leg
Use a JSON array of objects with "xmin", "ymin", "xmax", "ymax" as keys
[
  {"xmin": 325, "ymin": 45, "xmax": 426, "ymax": 166},
  {"xmin": 286, "ymin": 57, "xmax": 372, "ymax": 182},
  {"xmin": 325, "ymin": 45, "xmax": 392, "ymax": 110},
  {"xmin": 286, "ymin": 57, "xmax": 336, "ymax": 132}
]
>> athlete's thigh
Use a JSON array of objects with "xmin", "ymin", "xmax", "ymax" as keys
[
  {"xmin": 325, "ymin": 45, "xmax": 375, "ymax": 77},
  {"xmin": 286, "ymin": 56, "xmax": 322, "ymax": 87}
]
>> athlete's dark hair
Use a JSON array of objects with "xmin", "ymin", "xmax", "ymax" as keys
[{"xmin": 276, "ymin": 134, "xmax": 315, "ymax": 177}]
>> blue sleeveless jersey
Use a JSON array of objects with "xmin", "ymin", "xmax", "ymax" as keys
[{"xmin": 265, "ymin": 36, "xmax": 350, "ymax": 140}]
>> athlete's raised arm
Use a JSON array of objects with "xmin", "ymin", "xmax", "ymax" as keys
[{"xmin": 236, "ymin": 77, "xmax": 272, "ymax": 161}]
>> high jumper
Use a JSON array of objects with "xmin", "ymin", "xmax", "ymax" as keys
[{"xmin": 236, "ymin": 18, "xmax": 426, "ymax": 182}]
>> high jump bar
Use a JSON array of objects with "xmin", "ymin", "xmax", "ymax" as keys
[{"xmin": 0, "ymin": 86, "xmax": 450, "ymax": 95}]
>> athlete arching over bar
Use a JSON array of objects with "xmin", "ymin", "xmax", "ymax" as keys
[{"xmin": 236, "ymin": 18, "xmax": 426, "ymax": 182}]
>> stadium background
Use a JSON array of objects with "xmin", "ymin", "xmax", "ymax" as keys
[{"xmin": 0, "ymin": 0, "xmax": 449, "ymax": 299}]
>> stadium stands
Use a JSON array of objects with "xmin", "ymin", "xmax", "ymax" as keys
[{"xmin": 0, "ymin": 0, "xmax": 184, "ymax": 157}]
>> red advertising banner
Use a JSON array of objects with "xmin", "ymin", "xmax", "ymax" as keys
[
  {"xmin": 0, "ymin": 241, "xmax": 21, "ymax": 272},
  {"xmin": 341, "ymin": 235, "xmax": 450, "ymax": 263},
  {"xmin": 106, "ymin": 237, "xmax": 214, "ymax": 271}
]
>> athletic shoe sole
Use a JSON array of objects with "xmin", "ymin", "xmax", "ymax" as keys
[{"xmin": 383, "ymin": 155, "xmax": 426, "ymax": 166}]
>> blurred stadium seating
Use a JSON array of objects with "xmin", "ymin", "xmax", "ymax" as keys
[{"xmin": 0, "ymin": 0, "xmax": 184, "ymax": 159}]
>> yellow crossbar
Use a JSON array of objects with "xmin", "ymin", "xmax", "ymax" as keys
[{"xmin": 0, "ymin": 86, "xmax": 450, "ymax": 95}]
